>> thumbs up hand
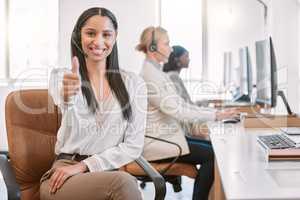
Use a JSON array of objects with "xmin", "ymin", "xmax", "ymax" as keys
[{"xmin": 62, "ymin": 56, "xmax": 81, "ymax": 102}]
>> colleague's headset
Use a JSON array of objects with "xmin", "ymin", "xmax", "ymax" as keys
[
  {"xmin": 148, "ymin": 29, "xmax": 168, "ymax": 59},
  {"xmin": 149, "ymin": 29, "xmax": 158, "ymax": 52}
]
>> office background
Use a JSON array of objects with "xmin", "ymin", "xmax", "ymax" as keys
[{"xmin": 0, "ymin": 0, "xmax": 299, "ymax": 152}]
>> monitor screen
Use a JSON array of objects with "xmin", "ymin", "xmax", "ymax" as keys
[
  {"xmin": 232, "ymin": 47, "xmax": 252, "ymax": 102},
  {"xmin": 223, "ymin": 51, "xmax": 232, "ymax": 87},
  {"xmin": 255, "ymin": 37, "xmax": 277, "ymax": 107},
  {"xmin": 239, "ymin": 47, "xmax": 252, "ymax": 96}
]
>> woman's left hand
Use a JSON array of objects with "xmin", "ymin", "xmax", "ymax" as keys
[
  {"xmin": 49, "ymin": 162, "xmax": 88, "ymax": 194},
  {"xmin": 216, "ymin": 108, "xmax": 240, "ymax": 121}
]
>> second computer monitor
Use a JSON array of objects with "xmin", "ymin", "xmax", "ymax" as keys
[
  {"xmin": 232, "ymin": 46, "xmax": 252, "ymax": 102},
  {"xmin": 255, "ymin": 37, "xmax": 278, "ymax": 107}
]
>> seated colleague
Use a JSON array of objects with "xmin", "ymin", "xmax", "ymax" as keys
[
  {"xmin": 136, "ymin": 27, "xmax": 238, "ymax": 200},
  {"xmin": 40, "ymin": 7, "xmax": 147, "ymax": 200},
  {"xmin": 163, "ymin": 45, "xmax": 211, "ymax": 139},
  {"xmin": 163, "ymin": 45, "xmax": 193, "ymax": 103}
]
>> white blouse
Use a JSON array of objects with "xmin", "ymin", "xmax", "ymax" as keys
[
  {"xmin": 140, "ymin": 59, "xmax": 216, "ymax": 161},
  {"xmin": 49, "ymin": 68, "xmax": 147, "ymax": 172}
]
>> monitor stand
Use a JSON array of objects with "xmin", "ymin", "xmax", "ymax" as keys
[
  {"xmin": 256, "ymin": 90, "xmax": 293, "ymax": 116},
  {"xmin": 277, "ymin": 90, "xmax": 293, "ymax": 115},
  {"xmin": 242, "ymin": 90, "xmax": 299, "ymax": 128},
  {"xmin": 259, "ymin": 104, "xmax": 273, "ymax": 115}
]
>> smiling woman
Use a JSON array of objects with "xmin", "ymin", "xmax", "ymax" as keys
[{"xmin": 40, "ymin": 7, "xmax": 147, "ymax": 200}]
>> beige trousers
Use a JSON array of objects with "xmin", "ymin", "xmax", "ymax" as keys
[{"xmin": 40, "ymin": 159, "xmax": 142, "ymax": 200}]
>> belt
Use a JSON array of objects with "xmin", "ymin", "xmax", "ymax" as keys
[{"xmin": 56, "ymin": 153, "xmax": 90, "ymax": 162}]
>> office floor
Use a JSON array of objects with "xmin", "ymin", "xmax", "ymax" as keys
[{"xmin": 140, "ymin": 176, "xmax": 193, "ymax": 200}]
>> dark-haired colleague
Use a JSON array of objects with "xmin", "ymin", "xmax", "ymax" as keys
[
  {"xmin": 40, "ymin": 7, "xmax": 147, "ymax": 200},
  {"xmin": 163, "ymin": 45, "xmax": 212, "ymax": 139},
  {"xmin": 163, "ymin": 45, "xmax": 192, "ymax": 103},
  {"xmin": 137, "ymin": 27, "xmax": 238, "ymax": 200}
]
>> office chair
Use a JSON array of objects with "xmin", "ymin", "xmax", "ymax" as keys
[{"xmin": 125, "ymin": 135, "xmax": 198, "ymax": 193}]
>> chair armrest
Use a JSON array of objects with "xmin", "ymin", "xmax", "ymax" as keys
[
  {"xmin": 145, "ymin": 135, "xmax": 182, "ymax": 174},
  {"xmin": 135, "ymin": 157, "xmax": 166, "ymax": 200},
  {"xmin": 0, "ymin": 152, "xmax": 21, "ymax": 200},
  {"xmin": 0, "ymin": 151, "xmax": 9, "ymax": 158}
]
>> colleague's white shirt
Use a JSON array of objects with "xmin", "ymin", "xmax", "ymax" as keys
[
  {"xmin": 140, "ymin": 59, "xmax": 216, "ymax": 161},
  {"xmin": 49, "ymin": 69, "xmax": 147, "ymax": 172},
  {"xmin": 167, "ymin": 71, "xmax": 193, "ymax": 104}
]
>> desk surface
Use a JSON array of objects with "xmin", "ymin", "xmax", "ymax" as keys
[{"xmin": 208, "ymin": 122, "xmax": 300, "ymax": 200}]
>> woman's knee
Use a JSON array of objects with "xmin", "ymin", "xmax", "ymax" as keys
[
  {"xmin": 40, "ymin": 180, "xmax": 51, "ymax": 200},
  {"xmin": 113, "ymin": 171, "xmax": 138, "ymax": 188},
  {"xmin": 111, "ymin": 172, "xmax": 142, "ymax": 200}
]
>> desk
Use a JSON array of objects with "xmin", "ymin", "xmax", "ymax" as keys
[
  {"xmin": 0, "ymin": 170, "xmax": 7, "ymax": 200},
  {"xmin": 208, "ymin": 122, "xmax": 300, "ymax": 200}
]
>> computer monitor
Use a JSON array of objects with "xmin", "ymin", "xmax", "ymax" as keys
[
  {"xmin": 223, "ymin": 51, "xmax": 232, "ymax": 87},
  {"xmin": 255, "ymin": 37, "xmax": 277, "ymax": 107},
  {"xmin": 232, "ymin": 47, "xmax": 252, "ymax": 102}
]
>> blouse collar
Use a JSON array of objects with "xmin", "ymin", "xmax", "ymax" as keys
[{"xmin": 145, "ymin": 58, "xmax": 162, "ymax": 71}]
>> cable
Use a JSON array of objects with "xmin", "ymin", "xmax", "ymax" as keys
[{"xmin": 146, "ymin": 135, "xmax": 182, "ymax": 175}]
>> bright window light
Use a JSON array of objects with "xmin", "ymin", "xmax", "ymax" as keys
[
  {"xmin": 9, "ymin": 0, "xmax": 58, "ymax": 80},
  {"xmin": 161, "ymin": 0, "xmax": 203, "ymax": 99},
  {"xmin": 0, "ymin": 1, "xmax": 6, "ymax": 79}
]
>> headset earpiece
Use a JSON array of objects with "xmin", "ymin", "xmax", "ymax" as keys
[
  {"xmin": 147, "ymin": 28, "xmax": 168, "ymax": 60},
  {"xmin": 149, "ymin": 29, "xmax": 157, "ymax": 52}
]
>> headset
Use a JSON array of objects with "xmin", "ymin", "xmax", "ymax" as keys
[
  {"xmin": 148, "ymin": 29, "xmax": 169, "ymax": 60},
  {"xmin": 149, "ymin": 29, "xmax": 158, "ymax": 52}
]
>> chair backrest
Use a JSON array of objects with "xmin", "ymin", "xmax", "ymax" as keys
[{"xmin": 5, "ymin": 89, "xmax": 60, "ymax": 200}]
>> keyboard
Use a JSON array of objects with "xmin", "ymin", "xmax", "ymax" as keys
[{"xmin": 257, "ymin": 134, "xmax": 296, "ymax": 149}]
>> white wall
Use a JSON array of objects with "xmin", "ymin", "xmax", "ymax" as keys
[
  {"xmin": 207, "ymin": 0, "xmax": 265, "ymax": 86},
  {"xmin": 298, "ymin": 1, "xmax": 300, "ymax": 112},
  {"xmin": 270, "ymin": 0, "xmax": 299, "ymax": 113},
  {"xmin": 58, "ymin": 0, "xmax": 159, "ymax": 73},
  {"xmin": 207, "ymin": 0, "xmax": 299, "ymax": 113}
]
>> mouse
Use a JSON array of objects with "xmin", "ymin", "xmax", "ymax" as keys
[{"xmin": 222, "ymin": 118, "xmax": 240, "ymax": 124}]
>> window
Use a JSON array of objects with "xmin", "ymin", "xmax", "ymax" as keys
[
  {"xmin": 161, "ymin": 0, "xmax": 203, "ymax": 80},
  {"xmin": 0, "ymin": 0, "xmax": 6, "ymax": 79},
  {"xmin": 1, "ymin": 0, "xmax": 58, "ymax": 81},
  {"xmin": 161, "ymin": 0, "xmax": 204, "ymax": 100}
]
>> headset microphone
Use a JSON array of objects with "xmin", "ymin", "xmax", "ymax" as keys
[
  {"xmin": 155, "ymin": 50, "xmax": 169, "ymax": 59},
  {"xmin": 71, "ymin": 32, "xmax": 88, "ymax": 58}
]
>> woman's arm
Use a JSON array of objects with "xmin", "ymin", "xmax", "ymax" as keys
[
  {"xmin": 82, "ymin": 75, "xmax": 148, "ymax": 172},
  {"xmin": 49, "ymin": 68, "xmax": 68, "ymax": 109},
  {"xmin": 146, "ymin": 72, "xmax": 216, "ymax": 124},
  {"xmin": 48, "ymin": 57, "xmax": 81, "ymax": 110}
]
